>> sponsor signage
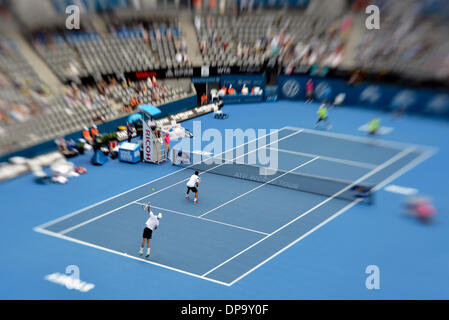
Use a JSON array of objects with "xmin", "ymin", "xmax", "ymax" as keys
[{"xmin": 143, "ymin": 120, "xmax": 155, "ymax": 163}]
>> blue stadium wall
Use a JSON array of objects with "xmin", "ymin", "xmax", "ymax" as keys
[
  {"xmin": 192, "ymin": 74, "xmax": 266, "ymax": 104},
  {"xmin": 220, "ymin": 74, "xmax": 265, "ymax": 104},
  {"xmin": 156, "ymin": 94, "xmax": 196, "ymax": 118},
  {"xmin": 278, "ymin": 75, "xmax": 449, "ymax": 117}
]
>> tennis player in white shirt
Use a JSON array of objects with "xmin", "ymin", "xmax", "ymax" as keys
[
  {"xmin": 139, "ymin": 201, "xmax": 162, "ymax": 258},
  {"xmin": 186, "ymin": 171, "xmax": 200, "ymax": 204}
]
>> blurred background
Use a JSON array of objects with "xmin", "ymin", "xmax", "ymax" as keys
[
  {"xmin": 0, "ymin": 0, "xmax": 448, "ymax": 171},
  {"xmin": 0, "ymin": 0, "xmax": 448, "ymax": 299}
]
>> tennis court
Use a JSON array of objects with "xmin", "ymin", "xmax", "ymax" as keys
[{"xmin": 34, "ymin": 126, "xmax": 435, "ymax": 286}]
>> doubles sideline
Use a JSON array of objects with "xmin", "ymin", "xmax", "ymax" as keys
[{"xmin": 201, "ymin": 147, "xmax": 415, "ymax": 278}]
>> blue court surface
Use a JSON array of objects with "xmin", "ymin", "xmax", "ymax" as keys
[{"xmin": 1, "ymin": 101, "xmax": 448, "ymax": 299}]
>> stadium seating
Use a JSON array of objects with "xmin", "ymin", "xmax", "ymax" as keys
[
  {"xmin": 32, "ymin": 33, "xmax": 89, "ymax": 82},
  {"xmin": 353, "ymin": 1, "xmax": 448, "ymax": 80},
  {"xmin": 0, "ymin": 76, "xmax": 194, "ymax": 156},
  {"xmin": 0, "ymin": 35, "xmax": 51, "ymax": 154},
  {"xmin": 195, "ymin": 13, "xmax": 351, "ymax": 69},
  {"xmin": 104, "ymin": 78, "xmax": 193, "ymax": 108},
  {"xmin": 0, "ymin": 35, "xmax": 43, "ymax": 86},
  {"xmin": 0, "ymin": 18, "xmax": 195, "ymax": 157},
  {"xmin": 1, "ymin": 4, "xmax": 448, "ymax": 160},
  {"xmin": 31, "ymin": 18, "xmax": 191, "ymax": 82}
]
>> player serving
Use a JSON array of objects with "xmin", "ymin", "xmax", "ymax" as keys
[
  {"xmin": 186, "ymin": 171, "xmax": 200, "ymax": 204},
  {"xmin": 139, "ymin": 201, "xmax": 162, "ymax": 258}
]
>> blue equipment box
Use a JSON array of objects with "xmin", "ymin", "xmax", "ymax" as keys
[{"xmin": 118, "ymin": 142, "xmax": 141, "ymax": 163}]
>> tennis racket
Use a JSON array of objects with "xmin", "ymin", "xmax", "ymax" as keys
[
  {"xmin": 142, "ymin": 201, "xmax": 151, "ymax": 211},
  {"xmin": 330, "ymin": 93, "xmax": 345, "ymax": 109}
]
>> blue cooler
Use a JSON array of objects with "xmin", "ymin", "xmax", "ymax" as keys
[{"xmin": 119, "ymin": 142, "xmax": 141, "ymax": 163}]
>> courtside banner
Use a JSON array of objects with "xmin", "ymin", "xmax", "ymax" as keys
[
  {"xmin": 143, "ymin": 120, "xmax": 155, "ymax": 163},
  {"xmin": 277, "ymin": 75, "xmax": 449, "ymax": 117}
]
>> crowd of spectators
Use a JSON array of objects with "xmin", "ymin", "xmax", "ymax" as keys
[
  {"xmin": 62, "ymin": 82, "xmax": 110, "ymax": 118},
  {"xmin": 1, "ymin": 30, "xmax": 194, "ymax": 156},
  {"xmin": 97, "ymin": 76, "xmax": 193, "ymax": 113},
  {"xmin": 195, "ymin": 12, "xmax": 353, "ymax": 70},
  {"xmin": 27, "ymin": 5, "xmax": 448, "ymax": 84},
  {"xmin": 2, "ymin": 2, "xmax": 449, "ymax": 156},
  {"xmin": 0, "ymin": 35, "xmax": 50, "ymax": 127},
  {"xmin": 353, "ymin": 0, "xmax": 449, "ymax": 81},
  {"xmin": 31, "ymin": 32, "xmax": 89, "ymax": 82},
  {"xmin": 30, "ymin": 18, "xmax": 192, "ymax": 83},
  {"xmin": 0, "ymin": 75, "xmax": 46, "ymax": 126}
]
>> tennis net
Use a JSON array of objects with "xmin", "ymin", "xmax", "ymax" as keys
[{"xmin": 172, "ymin": 148, "xmax": 374, "ymax": 204}]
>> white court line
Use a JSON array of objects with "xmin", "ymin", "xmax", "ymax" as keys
[
  {"xmin": 35, "ymin": 141, "xmax": 434, "ymax": 287},
  {"xmin": 134, "ymin": 202, "xmax": 269, "ymax": 236},
  {"xmin": 373, "ymin": 148, "xmax": 437, "ymax": 192},
  {"xmin": 33, "ymin": 226, "xmax": 230, "ymax": 287},
  {"xmin": 228, "ymin": 199, "xmax": 361, "ymax": 286},
  {"xmin": 226, "ymin": 146, "xmax": 437, "ymax": 285},
  {"xmin": 37, "ymin": 126, "xmax": 292, "ymax": 230},
  {"xmin": 266, "ymin": 147, "xmax": 377, "ymax": 169},
  {"xmin": 284, "ymin": 126, "xmax": 436, "ymax": 152},
  {"xmin": 58, "ymin": 129, "xmax": 305, "ymax": 235},
  {"xmin": 199, "ymin": 156, "xmax": 320, "ymax": 218},
  {"xmin": 36, "ymin": 163, "xmax": 194, "ymax": 230},
  {"xmin": 202, "ymin": 147, "xmax": 415, "ymax": 277}
]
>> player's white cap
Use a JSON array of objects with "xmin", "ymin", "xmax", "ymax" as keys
[{"xmin": 157, "ymin": 213, "xmax": 163, "ymax": 219}]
